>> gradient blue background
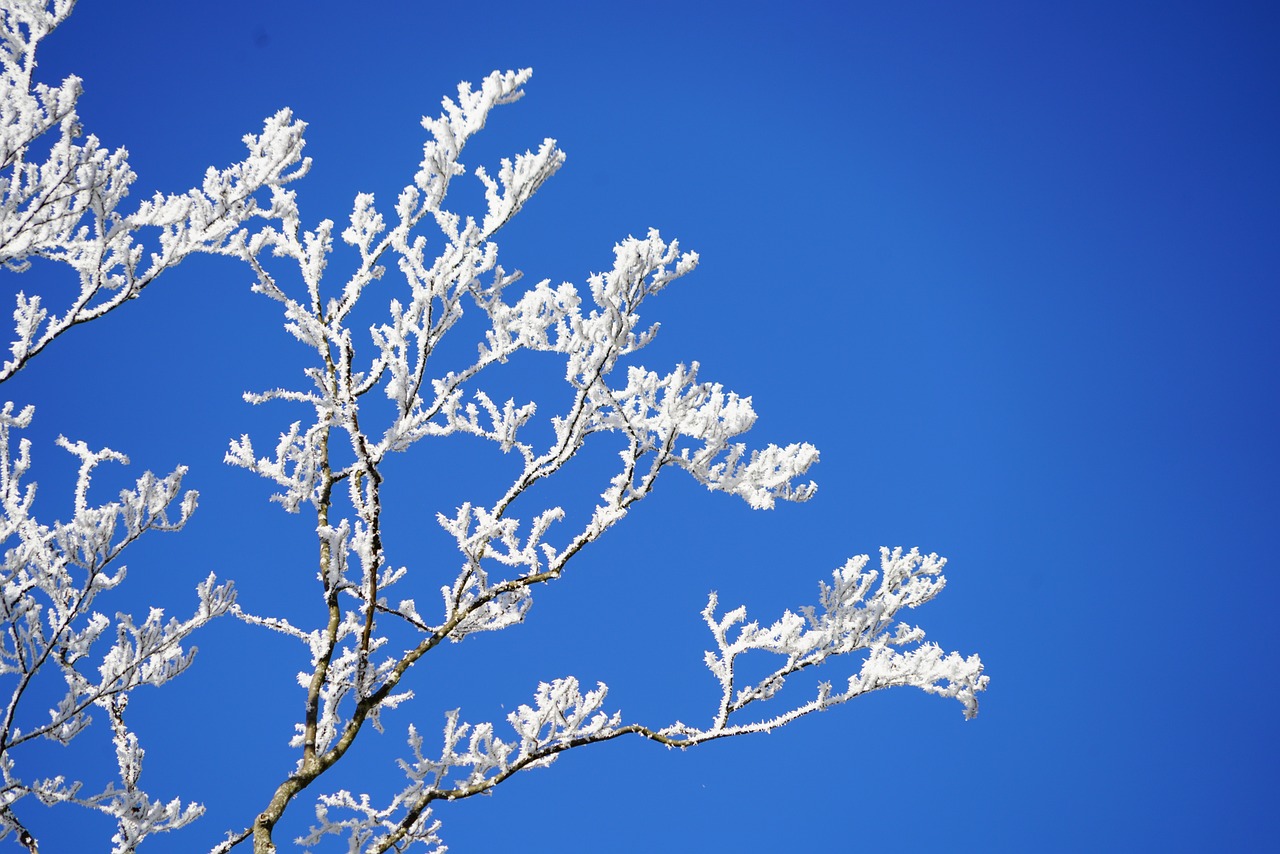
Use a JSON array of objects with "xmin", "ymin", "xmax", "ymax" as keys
[{"xmin": 6, "ymin": 1, "xmax": 1277, "ymax": 851}]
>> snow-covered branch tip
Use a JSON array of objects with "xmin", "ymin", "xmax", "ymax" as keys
[{"xmin": 699, "ymin": 547, "xmax": 987, "ymax": 729}]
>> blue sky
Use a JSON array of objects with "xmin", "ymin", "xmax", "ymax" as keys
[{"xmin": 7, "ymin": 1, "xmax": 1278, "ymax": 851}]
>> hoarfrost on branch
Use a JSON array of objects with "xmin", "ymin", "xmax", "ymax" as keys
[
  {"xmin": 0, "ymin": 3, "xmax": 987, "ymax": 851},
  {"xmin": 0, "ymin": 1, "xmax": 306, "ymax": 850},
  {"xmin": 217, "ymin": 66, "xmax": 986, "ymax": 853}
]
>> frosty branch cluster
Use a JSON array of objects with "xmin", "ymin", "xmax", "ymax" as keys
[
  {"xmin": 0, "ymin": 3, "xmax": 986, "ymax": 850},
  {"xmin": 212, "ymin": 66, "xmax": 987, "ymax": 853},
  {"xmin": 0, "ymin": 0, "xmax": 308, "ymax": 383},
  {"xmin": 0, "ymin": 1, "xmax": 307, "ymax": 850}
]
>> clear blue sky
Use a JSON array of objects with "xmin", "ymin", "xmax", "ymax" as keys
[{"xmin": 8, "ymin": 1, "xmax": 1278, "ymax": 851}]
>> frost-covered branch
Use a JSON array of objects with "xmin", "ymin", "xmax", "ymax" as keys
[
  {"xmin": 218, "ymin": 63, "xmax": 984, "ymax": 854},
  {"xmin": 0, "ymin": 0, "xmax": 309, "ymax": 382},
  {"xmin": 293, "ymin": 548, "xmax": 987, "ymax": 852},
  {"xmin": 26, "ymin": 694, "xmax": 205, "ymax": 854},
  {"xmin": 302, "ymin": 677, "xmax": 623, "ymax": 854},
  {"xmin": 0, "ymin": 0, "xmax": 986, "ymax": 849},
  {"xmin": 695, "ymin": 547, "xmax": 988, "ymax": 731},
  {"xmin": 0, "ymin": 2, "xmax": 305, "ymax": 847},
  {"xmin": 0, "ymin": 405, "xmax": 235, "ymax": 848}
]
